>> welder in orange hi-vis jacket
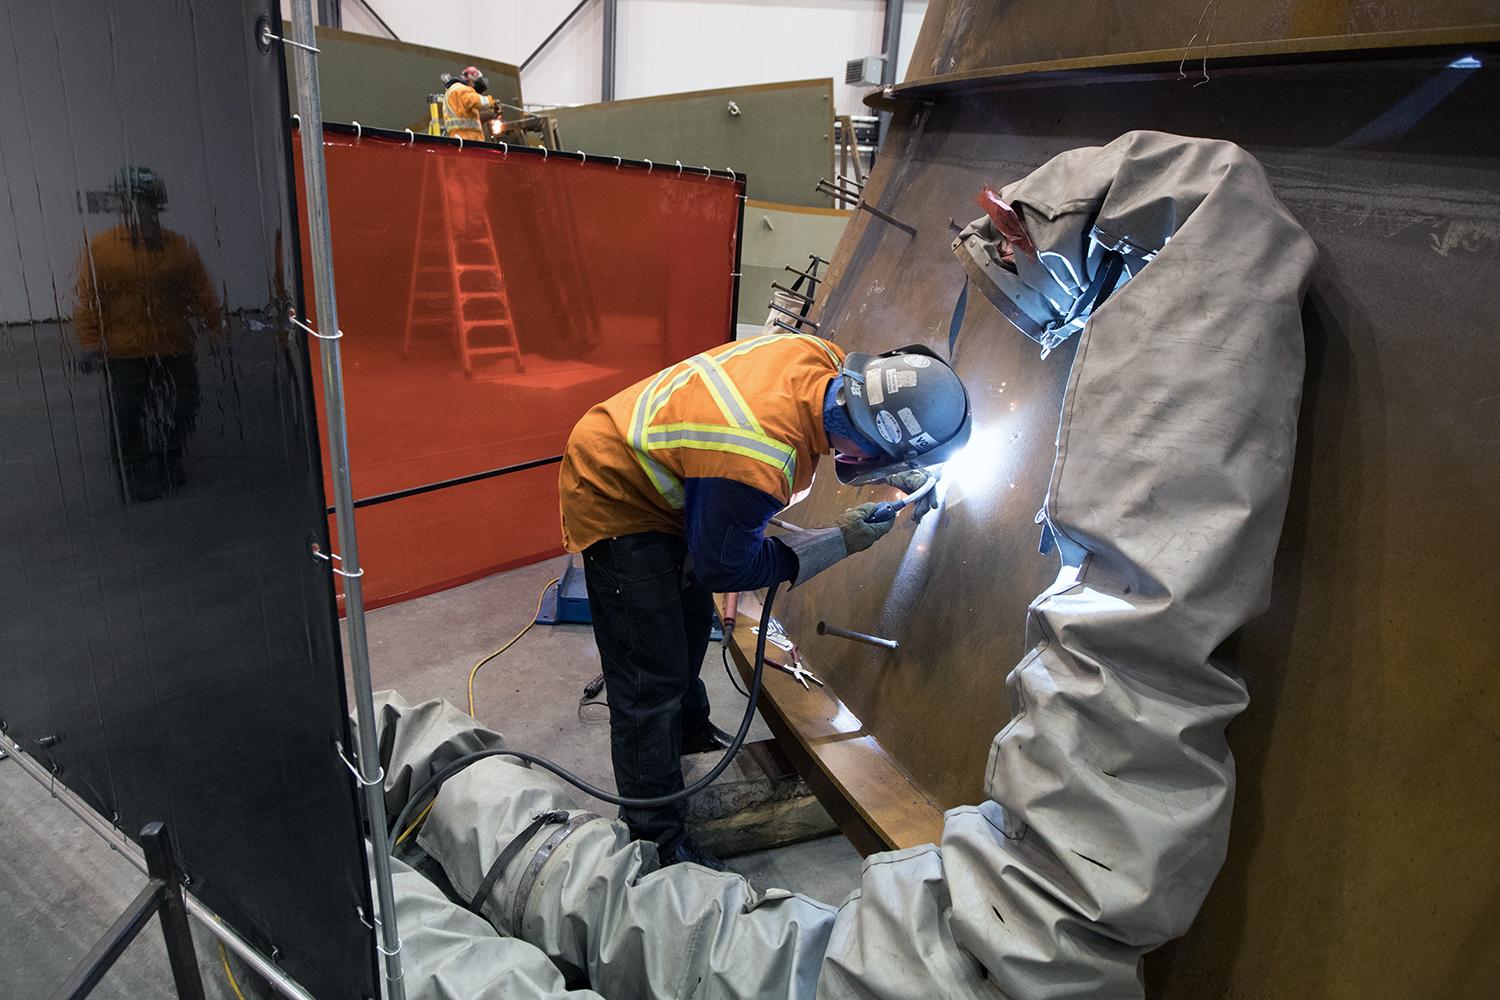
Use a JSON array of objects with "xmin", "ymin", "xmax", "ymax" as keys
[
  {"xmin": 440, "ymin": 65, "xmax": 496, "ymax": 142},
  {"xmin": 559, "ymin": 331, "xmax": 972, "ymax": 870}
]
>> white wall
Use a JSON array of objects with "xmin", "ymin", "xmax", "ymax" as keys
[
  {"xmin": 342, "ymin": 0, "xmax": 927, "ymax": 114},
  {"xmin": 525, "ymin": 2, "xmax": 606, "ymax": 108},
  {"xmin": 614, "ymin": 0, "xmax": 926, "ymax": 114},
  {"xmin": 333, "ymin": 1, "xmax": 575, "ymax": 64}
]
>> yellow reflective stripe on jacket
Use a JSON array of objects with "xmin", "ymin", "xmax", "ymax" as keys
[
  {"xmin": 712, "ymin": 333, "xmax": 780, "ymax": 364},
  {"xmin": 781, "ymin": 332, "xmax": 842, "ymax": 367},
  {"xmin": 627, "ymin": 369, "xmax": 686, "ymax": 507},
  {"xmin": 626, "ymin": 333, "xmax": 836, "ymax": 503},
  {"xmin": 644, "ymin": 422, "xmax": 797, "ymax": 493},
  {"xmin": 716, "ymin": 331, "xmax": 840, "ymax": 368},
  {"xmin": 646, "ymin": 366, "xmax": 696, "ymax": 421},
  {"xmin": 442, "ymin": 115, "xmax": 482, "ymax": 133},
  {"xmin": 688, "ymin": 355, "xmax": 764, "ymax": 434},
  {"xmin": 648, "ymin": 332, "xmax": 832, "ymax": 423}
]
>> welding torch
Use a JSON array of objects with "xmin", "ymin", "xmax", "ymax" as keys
[
  {"xmin": 767, "ymin": 472, "xmax": 939, "ymax": 534},
  {"xmin": 864, "ymin": 472, "xmax": 938, "ymax": 523}
]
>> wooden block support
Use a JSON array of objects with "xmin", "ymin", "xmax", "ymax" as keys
[{"xmin": 716, "ymin": 592, "xmax": 945, "ymax": 855}]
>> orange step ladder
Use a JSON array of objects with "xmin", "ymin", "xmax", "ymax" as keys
[{"xmin": 403, "ymin": 155, "xmax": 525, "ymax": 377}]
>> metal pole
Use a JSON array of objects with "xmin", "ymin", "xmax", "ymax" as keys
[
  {"xmin": 817, "ymin": 620, "xmax": 901, "ymax": 650},
  {"xmin": 878, "ymin": 0, "xmax": 904, "ymax": 146},
  {"xmin": 285, "ymin": 3, "xmax": 407, "ymax": 998},
  {"xmin": 0, "ymin": 733, "xmax": 318, "ymax": 1000},
  {"xmin": 601, "ymin": 0, "xmax": 617, "ymax": 101}
]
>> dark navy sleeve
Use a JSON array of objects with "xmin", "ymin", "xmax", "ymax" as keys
[{"xmin": 683, "ymin": 478, "xmax": 800, "ymax": 592}]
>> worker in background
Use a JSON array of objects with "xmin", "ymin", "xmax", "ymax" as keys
[
  {"xmin": 74, "ymin": 167, "xmax": 220, "ymax": 503},
  {"xmin": 440, "ymin": 65, "xmax": 497, "ymax": 142},
  {"xmin": 559, "ymin": 333, "xmax": 971, "ymax": 869}
]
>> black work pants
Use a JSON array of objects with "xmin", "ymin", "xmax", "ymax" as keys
[{"xmin": 582, "ymin": 531, "xmax": 715, "ymax": 850}]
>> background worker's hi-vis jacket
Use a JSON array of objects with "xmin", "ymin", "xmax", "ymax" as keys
[
  {"xmin": 442, "ymin": 83, "xmax": 491, "ymax": 140},
  {"xmin": 560, "ymin": 334, "xmax": 845, "ymax": 553}
]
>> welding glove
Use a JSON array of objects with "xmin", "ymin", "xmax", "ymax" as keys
[
  {"xmin": 773, "ymin": 504, "xmax": 897, "ymax": 589},
  {"xmin": 884, "ymin": 469, "xmax": 939, "ymax": 524},
  {"xmin": 837, "ymin": 502, "xmax": 897, "ymax": 554}
]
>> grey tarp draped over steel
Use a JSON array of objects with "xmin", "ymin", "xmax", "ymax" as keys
[{"xmin": 379, "ymin": 132, "xmax": 1316, "ymax": 999}]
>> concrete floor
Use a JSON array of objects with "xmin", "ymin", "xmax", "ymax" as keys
[
  {"xmin": 0, "ymin": 759, "xmax": 238, "ymax": 1000},
  {"xmin": 356, "ymin": 553, "xmax": 865, "ymax": 903},
  {"xmin": 2, "ymin": 556, "xmax": 863, "ymax": 999}
]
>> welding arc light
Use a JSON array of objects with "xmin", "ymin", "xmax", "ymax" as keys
[{"xmin": 939, "ymin": 423, "xmax": 1009, "ymax": 498}]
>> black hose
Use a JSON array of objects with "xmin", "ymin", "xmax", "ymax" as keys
[{"xmin": 386, "ymin": 582, "xmax": 780, "ymax": 852}]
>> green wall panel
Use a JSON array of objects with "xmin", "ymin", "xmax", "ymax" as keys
[
  {"xmin": 551, "ymin": 80, "xmax": 835, "ymax": 207},
  {"xmin": 737, "ymin": 199, "xmax": 850, "ymax": 326},
  {"xmin": 284, "ymin": 25, "xmax": 522, "ymax": 131}
]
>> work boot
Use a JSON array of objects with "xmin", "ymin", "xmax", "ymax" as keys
[
  {"xmin": 681, "ymin": 721, "xmax": 734, "ymax": 755},
  {"xmin": 662, "ymin": 836, "xmax": 728, "ymax": 872}
]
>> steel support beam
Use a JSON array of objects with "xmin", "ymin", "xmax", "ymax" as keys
[
  {"xmin": 878, "ymin": 0, "xmax": 904, "ymax": 144},
  {"xmin": 602, "ymin": 0, "xmax": 618, "ymax": 101}
]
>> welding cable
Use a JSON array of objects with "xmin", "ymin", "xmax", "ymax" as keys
[
  {"xmin": 394, "ymin": 799, "xmax": 435, "ymax": 847},
  {"xmin": 467, "ymin": 577, "xmax": 560, "ymax": 717},
  {"xmin": 219, "ymin": 941, "xmax": 249, "ymax": 1000},
  {"xmin": 722, "ymin": 642, "xmax": 750, "ymax": 697},
  {"xmin": 577, "ymin": 673, "xmax": 609, "ymax": 723},
  {"xmin": 387, "ymin": 582, "xmax": 781, "ymax": 852}
]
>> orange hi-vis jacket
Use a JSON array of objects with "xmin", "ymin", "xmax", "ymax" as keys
[
  {"xmin": 560, "ymin": 333, "xmax": 846, "ymax": 552},
  {"xmin": 442, "ymin": 83, "xmax": 491, "ymax": 141}
]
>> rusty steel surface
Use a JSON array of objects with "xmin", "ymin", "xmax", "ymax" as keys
[
  {"xmin": 767, "ymin": 47, "xmax": 1500, "ymax": 998},
  {"xmin": 907, "ymin": 0, "xmax": 1500, "ymax": 85}
]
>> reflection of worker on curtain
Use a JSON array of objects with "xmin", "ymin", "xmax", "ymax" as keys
[
  {"xmin": 74, "ymin": 167, "xmax": 220, "ymax": 502},
  {"xmin": 442, "ymin": 156, "xmax": 491, "ymax": 240}
]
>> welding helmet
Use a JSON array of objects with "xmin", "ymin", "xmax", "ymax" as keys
[
  {"xmin": 952, "ymin": 186, "xmax": 1131, "ymax": 358},
  {"xmin": 834, "ymin": 344, "xmax": 971, "ymax": 484},
  {"xmin": 461, "ymin": 65, "xmax": 489, "ymax": 94}
]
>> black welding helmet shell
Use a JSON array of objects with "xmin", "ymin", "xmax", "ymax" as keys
[{"xmin": 835, "ymin": 344, "xmax": 971, "ymax": 485}]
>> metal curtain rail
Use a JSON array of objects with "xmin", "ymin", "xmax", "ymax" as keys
[
  {"xmin": 323, "ymin": 454, "xmax": 564, "ymax": 515},
  {"xmin": 304, "ymin": 119, "xmax": 748, "ymax": 185},
  {"xmin": 285, "ymin": 3, "xmax": 408, "ymax": 997},
  {"xmin": 0, "ymin": 733, "xmax": 318, "ymax": 1000}
]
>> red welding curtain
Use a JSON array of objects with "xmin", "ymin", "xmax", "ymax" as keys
[{"xmin": 293, "ymin": 130, "xmax": 741, "ymax": 607}]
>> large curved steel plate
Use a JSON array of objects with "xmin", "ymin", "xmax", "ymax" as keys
[
  {"xmin": 766, "ymin": 47, "xmax": 1500, "ymax": 999},
  {"xmin": 905, "ymin": 0, "xmax": 1499, "ymax": 87}
]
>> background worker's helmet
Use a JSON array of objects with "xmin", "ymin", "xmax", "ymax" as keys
[
  {"xmin": 117, "ymin": 166, "xmax": 167, "ymax": 209},
  {"xmin": 835, "ymin": 344, "xmax": 971, "ymax": 484},
  {"xmin": 460, "ymin": 65, "xmax": 489, "ymax": 94}
]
